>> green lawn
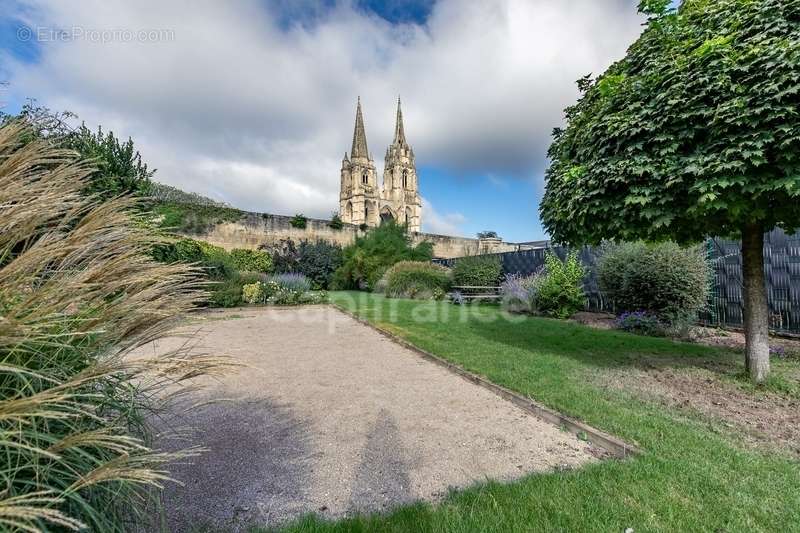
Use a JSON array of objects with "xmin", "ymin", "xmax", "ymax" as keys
[{"xmin": 265, "ymin": 292, "xmax": 799, "ymax": 533}]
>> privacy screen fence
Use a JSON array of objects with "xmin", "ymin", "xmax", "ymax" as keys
[{"xmin": 435, "ymin": 228, "xmax": 800, "ymax": 335}]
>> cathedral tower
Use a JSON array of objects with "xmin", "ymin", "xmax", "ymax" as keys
[
  {"xmin": 340, "ymin": 97, "xmax": 379, "ymax": 226},
  {"xmin": 380, "ymin": 97, "xmax": 421, "ymax": 232},
  {"xmin": 339, "ymin": 97, "xmax": 421, "ymax": 232}
]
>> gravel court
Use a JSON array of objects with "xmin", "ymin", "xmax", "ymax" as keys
[{"xmin": 144, "ymin": 306, "xmax": 597, "ymax": 532}]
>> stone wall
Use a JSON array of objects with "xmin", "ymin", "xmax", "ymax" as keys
[{"xmin": 180, "ymin": 210, "xmax": 522, "ymax": 259}]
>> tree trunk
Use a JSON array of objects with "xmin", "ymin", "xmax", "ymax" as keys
[{"xmin": 741, "ymin": 222, "xmax": 770, "ymax": 383}]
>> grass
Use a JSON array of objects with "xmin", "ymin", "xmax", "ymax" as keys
[
  {"xmin": 152, "ymin": 201, "xmax": 244, "ymax": 234},
  {"xmin": 257, "ymin": 292, "xmax": 800, "ymax": 533}
]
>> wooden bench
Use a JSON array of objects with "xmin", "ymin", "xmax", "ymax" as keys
[{"xmin": 449, "ymin": 285, "xmax": 502, "ymax": 302}]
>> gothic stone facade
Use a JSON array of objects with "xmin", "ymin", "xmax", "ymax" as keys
[{"xmin": 339, "ymin": 98, "xmax": 422, "ymax": 232}]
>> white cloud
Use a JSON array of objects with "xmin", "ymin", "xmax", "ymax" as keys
[
  {"xmin": 421, "ymin": 198, "xmax": 467, "ymax": 236},
  {"xmin": 5, "ymin": 0, "xmax": 644, "ymax": 218}
]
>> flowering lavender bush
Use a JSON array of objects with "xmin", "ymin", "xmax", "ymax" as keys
[
  {"xmin": 242, "ymin": 272, "xmax": 324, "ymax": 305},
  {"xmin": 267, "ymin": 272, "xmax": 312, "ymax": 293},
  {"xmin": 499, "ymin": 271, "xmax": 544, "ymax": 313},
  {"xmin": 615, "ymin": 311, "xmax": 663, "ymax": 336},
  {"xmin": 769, "ymin": 345, "xmax": 787, "ymax": 359}
]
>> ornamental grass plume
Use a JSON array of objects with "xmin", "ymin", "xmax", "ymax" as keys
[{"xmin": 0, "ymin": 121, "xmax": 232, "ymax": 532}]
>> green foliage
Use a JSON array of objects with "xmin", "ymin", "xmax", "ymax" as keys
[
  {"xmin": 144, "ymin": 181, "xmax": 228, "ymax": 207},
  {"xmin": 328, "ymin": 212, "xmax": 344, "ymax": 230},
  {"xmin": 332, "ymin": 222, "xmax": 433, "ymax": 290},
  {"xmin": 290, "ymin": 213, "xmax": 308, "ymax": 229},
  {"xmin": 452, "ymin": 255, "xmax": 502, "ymax": 287},
  {"xmin": 378, "ymin": 261, "xmax": 452, "ymax": 299},
  {"xmin": 68, "ymin": 123, "xmax": 154, "ymax": 198},
  {"xmin": 242, "ymin": 281, "xmax": 264, "ymax": 304},
  {"xmin": 209, "ymin": 277, "xmax": 245, "ymax": 307},
  {"xmin": 1, "ymin": 103, "xmax": 157, "ymax": 199},
  {"xmin": 637, "ymin": 0, "xmax": 672, "ymax": 17},
  {"xmin": 271, "ymin": 240, "xmax": 343, "ymax": 289},
  {"xmin": 477, "ymin": 230, "xmax": 498, "ymax": 239},
  {"xmin": 534, "ymin": 252, "xmax": 586, "ymax": 319},
  {"xmin": 239, "ymin": 273, "xmax": 328, "ymax": 306},
  {"xmin": 597, "ymin": 241, "xmax": 711, "ymax": 323},
  {"xmin": 152, "ymin": 202, "xmax": 244, "ymax": 234},
  {"xmin": 0, "ymin": 122, "xmax": 225, "ymax": 531},
  {"xmin": 230, "ymin": 248, "xmax": 273, "ymax": 273},
  {"xmin": 541, "ymin": 0, "xmax": 800, "ymax": 245},
  {"xmin": 208, "ymin": 272, "xmax": 260, "ymax": 308}
]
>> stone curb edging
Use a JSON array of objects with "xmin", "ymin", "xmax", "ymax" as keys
[{"xmin": 331, "ymin": 304, "xmax": 641, "ymax": 460}]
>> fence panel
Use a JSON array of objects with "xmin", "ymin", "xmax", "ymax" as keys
[{"xmin": 436, "ymin": 229, "xmax": 800, "ymax": 334}]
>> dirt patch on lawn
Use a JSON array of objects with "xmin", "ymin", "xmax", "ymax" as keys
[
  {"xmin": 572, "ymin": 311, "xmax": 617, "ymax": 330},
  {"xmin": 596, "ymin": 358, "xmax": 800, "ymax": 456},
  {"xmin": 688, "ymin": 326, "xmax": 800, "ymax": 356}
]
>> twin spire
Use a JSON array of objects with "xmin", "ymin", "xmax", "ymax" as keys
[
  {"xmin": 350, "ymin": 96, "xmax": 369, "ymax": 159},
  {"xmin": 349, "ymin": 96, "xmax": 405, "ymax": 160}
]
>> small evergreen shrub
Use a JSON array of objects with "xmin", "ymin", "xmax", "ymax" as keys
[
  {"xmin": 289, "ymin": 213, "xmax": 308, "ymax": 229},
  {"xmin": 230, "ymin": 248, "xmax": 272, "ymax": 273},
  {"xmin": 328, "ymin": 212, "xmax": 344, "ymax": 230},
  {"xmin": 535, "ymin": 251, "xmax": 586, "ymax": 318},
  {"xmin": 452, "ymin": 255, "xmax": 502, "ymax": 287},
  {"xmin": 379, "ymin": 261, "xmax": 452, "ymax": 299},
  {"xmin": 597, "ymin": 241, "xmax": 710, "ymax": 324}
]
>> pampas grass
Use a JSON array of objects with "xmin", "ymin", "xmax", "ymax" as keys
[{"xmin": 0, "ymin": 122, "xmax": 231, "ymax": 531}]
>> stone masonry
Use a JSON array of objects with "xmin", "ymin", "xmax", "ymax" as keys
[{"xmin": 339, "ymin": 98, "xmax": 422, "ymax": 232}]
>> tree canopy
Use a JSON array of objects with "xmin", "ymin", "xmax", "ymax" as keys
[{"xmin": 540, "ymin": 0, "xmax": 800, "ymax": 244}]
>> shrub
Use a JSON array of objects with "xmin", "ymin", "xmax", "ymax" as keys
[
  {"xmin": 452, "ymin": 255, "xmax": 502, "ymax": 287},
  {"xmin": 209, "ymin": 272, "xmax": 260, "ymax": 308},
  {"xmin": 242, "ymin": 281, "xmax": 265, "ymax": 304},
  {"xmin": 268, "ymin": 272, "xmax": 312, "ymax": 293},
  {"xmin": 328, "ymin": 212, "xmax": 344, "ymax": 230},
  {"xmin": 597, "ymin": 241, "xmax": 710, "ymax": 324},
  {"xmin": 289, "ymin": 213, "xmax": 308, "ymax": 229},
  {"xmin": 616, "ymin": 311, "xmax": 664, "ymax": 336},
  {"xmin": 379, "ymin": 261, "xmax": 451, "ymax": 299},
  {"xmin": 271, "ymin": 239, "xmax": 343, "ymax": 289},
  {"xmin": 534, "ymin": 252, "xmax": 586, "ymax": 319},
  {"xmin": 333, "ymin": 222, "xmax": 433, "ymax": 290},
  {"xmin": 0, "ymin": 122, "xmax": 228, "ymax": 531},
  {"xmin": 230, "ymin": 248, "xmax": 272, "ymax": 273},
  {"xmin": 152, "ymin": 237, "xmax": 236, "ymax": 281},
  {"xmin": 500, "ymin": 271, "xmax": 544, "ymax": 313}
]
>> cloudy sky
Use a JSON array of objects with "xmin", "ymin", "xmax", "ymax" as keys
[{"xmin": 1, "ymin": 0, "xmax": 650, "ymax": 242}]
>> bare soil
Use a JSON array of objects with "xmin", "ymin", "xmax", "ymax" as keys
[
  {"xmin": 597, "ymin": 357, "xmax": 800, "ymax": 456},
  {"xmin": 139, "ymin": 307, "xmax": 597, "ymax": 532}
]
